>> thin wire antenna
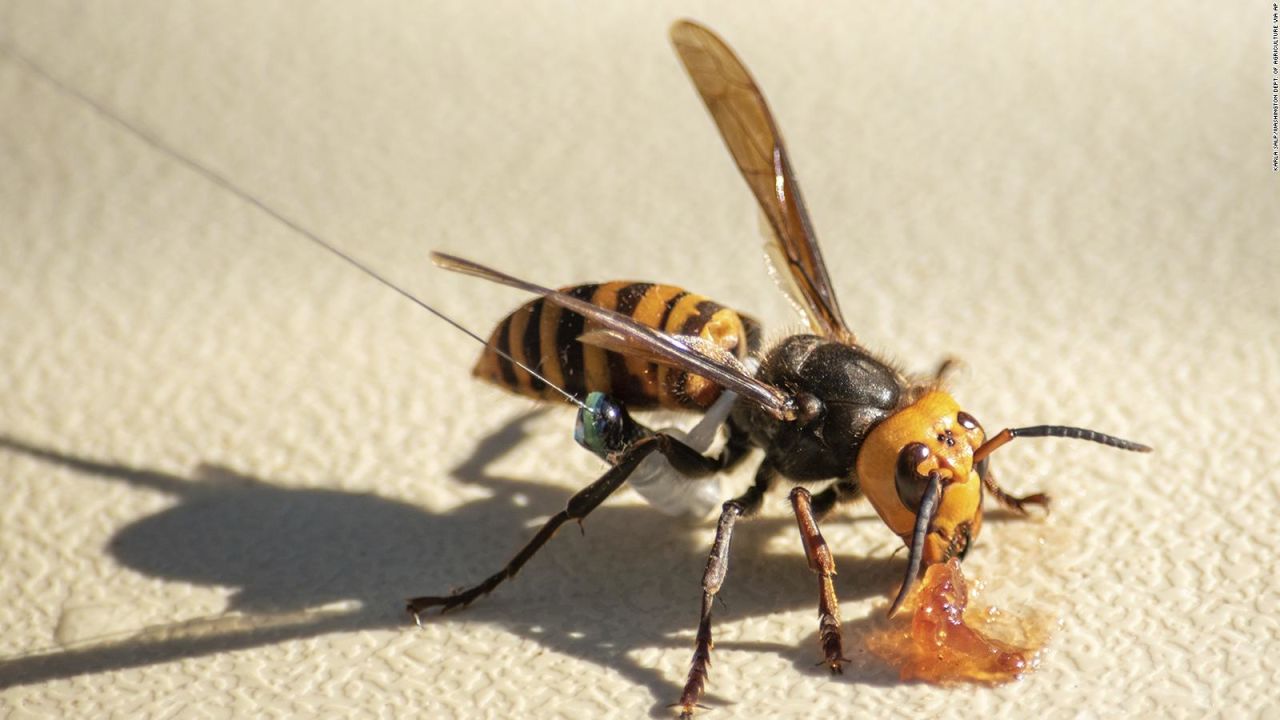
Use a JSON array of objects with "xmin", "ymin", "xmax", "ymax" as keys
[{"xmin": 0, "ymin": 39, "xmax": 589, "ymax": 412}]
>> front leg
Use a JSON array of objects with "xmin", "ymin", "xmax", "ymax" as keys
[
  {"xmin": 790, "ymin": 486, "xmax": 849, "ymax": 673},
  {"xmin": 977, "ymin": 460, "xmax": 1049, "ymax": 515},
  {"xmin": 676, "ymin": 461, "xmax": 776, "ymax": 719}
]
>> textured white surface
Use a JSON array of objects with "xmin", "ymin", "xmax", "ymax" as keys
[{"xmin": 1, "ymin": 1, "xmax": 1277, "ymax": 718}]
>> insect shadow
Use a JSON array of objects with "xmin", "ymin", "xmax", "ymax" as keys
[{"xmin": 0, "ymin": 408, "xmax": 909, "ymax": 711}]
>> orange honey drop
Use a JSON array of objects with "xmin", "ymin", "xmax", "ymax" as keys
[{"xmin": 868, "ymin": 558, "xmax": 1047, "ymax": 685}]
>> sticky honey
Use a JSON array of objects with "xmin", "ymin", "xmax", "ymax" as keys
[{"xmin": 868, "ymin": 558, "xmax": 1048, "ymax": 684}]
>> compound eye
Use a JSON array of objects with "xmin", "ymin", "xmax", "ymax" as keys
[{"xmin": 895, "ymin": 442, "xmax": 933, "ymax": 511}]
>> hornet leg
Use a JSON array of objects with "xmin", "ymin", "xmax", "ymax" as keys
[
  {"xmin": 790, "ymin": 487, "xmax": 849, "ymax": 673},
  {"xmin": 676, "ymin": 461, "xmax": 776, "ymax": 719},
  {"xmin": 977, "ymin": 461, "xmax": 1049, "ymax": 516},
  {"xmin": 407, "ymin": 429, "xmax": 730, "ymax": 620}
]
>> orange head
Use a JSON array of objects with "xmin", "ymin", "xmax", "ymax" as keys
[{"xmin": 856, "ymin": 390, "xmax": 987, "ymax": 615}]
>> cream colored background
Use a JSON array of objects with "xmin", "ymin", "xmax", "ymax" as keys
[{"xmin": 2, "ymin": 2, "xmax": 1277, "ymax": 718}]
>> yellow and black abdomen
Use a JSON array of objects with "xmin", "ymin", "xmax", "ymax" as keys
[{"xmin": 473, "ymin": 281, "xmax": 759, "ymax": 410}]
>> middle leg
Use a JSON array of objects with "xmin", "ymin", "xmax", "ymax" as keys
[
  {"xmin": 676, "ymin": 460, "xmax": 776, "ymax": 719},
  {"xmin": 790, "ymin": 486, "xmax": 849, "ymax": 673}
]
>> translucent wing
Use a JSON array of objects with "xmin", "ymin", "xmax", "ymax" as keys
[
  {"xmin": 670, "ymin": 19, "xmax": 854, "ymax": 343},
  {"xmin": 432, "ymin": 252, "xmax": 798, "ymax": 421}
]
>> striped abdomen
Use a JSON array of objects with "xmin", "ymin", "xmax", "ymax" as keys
[{"xmin": 473, "ymin": 281, "xmax": 760, "ymax": 410}]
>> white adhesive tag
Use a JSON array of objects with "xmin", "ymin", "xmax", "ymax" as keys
[{"xmin": 626, "ymin": 389, "xmax": 739, "ymax": 517}]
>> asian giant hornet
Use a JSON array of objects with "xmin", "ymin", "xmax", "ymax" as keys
[
  {"xmin": 408, "ymin": 19, "xmax": 1151, "ymax": 717},
  {"xmin": 0, "ymin": 14, "xmax": 1149, "ymax": 718}
]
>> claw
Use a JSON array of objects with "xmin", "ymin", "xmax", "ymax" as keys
[
  {"xmin": 816, "ymin": 653, "xmax": 850, "ymax": 674},
  {"xmin": 1011, "ymin": 492, "xmax": 1051, "ymax": 515},
  {"xmin": 670, "ymin": 701, "xmax": 708, "ymax": 720}
]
